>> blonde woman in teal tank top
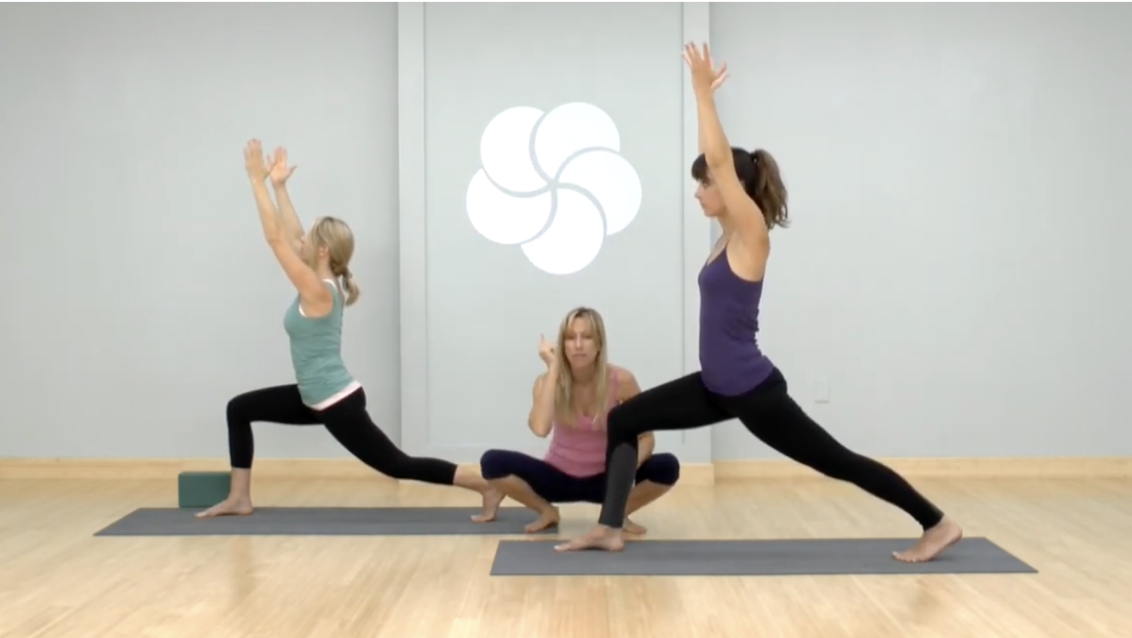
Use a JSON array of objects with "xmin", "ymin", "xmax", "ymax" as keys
[{"xmin": 197, "ymin": 141, "xmax": 503, "ymax": 519}]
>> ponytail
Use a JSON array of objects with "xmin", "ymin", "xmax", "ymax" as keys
[
  {"xmin": 340, "ymin": 268, "xmax": 360, "ymax": 306},
  {"xmin": 330, "ymin": 261, "xmax": 360, "ymax": 307},
  {"xmin": 749, "ymin": 149, "xmax": 789, "ymax": 229}
]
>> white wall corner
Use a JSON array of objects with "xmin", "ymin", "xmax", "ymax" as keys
[
  {"xmin": 397, "ymin": 2, "xmax": 427, "ymax": 453},
  {"xmin": 681, "ymin": 2, "xmax": 714, "ymax": 464}
]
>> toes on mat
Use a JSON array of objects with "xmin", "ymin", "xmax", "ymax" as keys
[{"xmin": 488, "ymin": 538, "xmax": 1037, "ymax": 576}]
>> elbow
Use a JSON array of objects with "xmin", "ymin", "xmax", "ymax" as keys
[
  {"xmin": 264, "ymin": 231, "xmax": 287, "ymax": 249},
  {"xmin": 527, "ymin": 416, "xmax": 551, "ymax": 438}
]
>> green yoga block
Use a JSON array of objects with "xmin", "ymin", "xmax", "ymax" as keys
[{"xmin": 177, "ymin": 471, "xmax": 231, "ymax": 508}]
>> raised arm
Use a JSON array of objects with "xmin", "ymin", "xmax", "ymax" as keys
[
  {"xmin": 243, "ymin": 139, "xmax": 331, "ymax": 312},
  {"xmin": 527, "ymin": 334, "xmax": 561, "ymax": 437},
  {"xmin": 528, "ymin": 370, "xmax": 558, "ymax": 438},
  {"xmin": 612, "ymin": 367, "xmax": 654, "ymax": 467},
  {"xmin": 267, "ymin": 147, "xmax": 305, "ymax": 251},
  {"xmin": 683, "ymin": 43, "xmax": 769, "ymax": 251}
]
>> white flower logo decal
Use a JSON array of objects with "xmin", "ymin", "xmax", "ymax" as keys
[{"xmin": 465, "ymin": 103, "xmax": 642, "ymax": 275}]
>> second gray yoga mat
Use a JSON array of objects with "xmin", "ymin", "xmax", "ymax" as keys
[
  {"xmin": 93, "ymin": 507, "xmax": 554, "ymax": 537},
  {"xmin": 490, "ymin": 537, "xmax": 1037, "ymax": 576}
]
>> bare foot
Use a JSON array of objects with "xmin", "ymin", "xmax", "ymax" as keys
[
  {"xmin": 524, "ymin": 506, "xmax": 560, "ymax": 533},
  {"xmin": 554, "ymin": 525, "xmax": 625, "ymax": 552},
  {"xmin": 623, "ymin": 517, "xmax": 647, "ymax": 535},
  {"xmin": 471, "ymin": 487, "xmax": 504, "ymax": 523},
  {"xmin": 893, "ymin": 516, "xmax": 963, "ymax": 563},
  {"xmin": 195, "ymin": 497, "xmax": 253, "ymax": 518}
]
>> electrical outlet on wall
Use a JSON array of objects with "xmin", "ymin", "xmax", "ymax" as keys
[{"xmin": 812, "ymin": 376, "xmax": 830, "ymax": 404}]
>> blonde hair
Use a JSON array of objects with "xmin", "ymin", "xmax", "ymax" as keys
[
  {"xmin": 306, "ymin": 216, "xmax": 360, "ymax": 306},
  {"xmin": 553, "ymin": 306, "xmax": 610, "ymax": 426}
]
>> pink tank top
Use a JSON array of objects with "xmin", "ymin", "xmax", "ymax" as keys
[{"xmin": 543, "ymin": 372, "xmax": 619, "ymax": 478}]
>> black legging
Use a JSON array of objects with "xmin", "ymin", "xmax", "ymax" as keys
[
  {"xmin": 226, "ymin": 384, "xmax": 457, "ymax": 485},
  {"xmin": 480, "ymin": 449, "xmax": 681, "ymax": 503},
  {"xmin": 597, "ymin": 367, "xmax": 944, "ymax": 530}
]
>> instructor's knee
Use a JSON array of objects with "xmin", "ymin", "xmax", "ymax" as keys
[
  {"xmin": 641, "ymin": 453, "xmax": 681, "ymax": 486},
  {"xmin": 479, "ymin": 449, "xmax": 513, "ymax": 481}
]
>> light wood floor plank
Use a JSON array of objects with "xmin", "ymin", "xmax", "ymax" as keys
[{"xmin": 0, "ymin": 477, "xmax": 1129, "ymax": 638}]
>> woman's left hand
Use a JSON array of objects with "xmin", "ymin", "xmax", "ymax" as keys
[
  {"xmin": 683, "ymin": 42, "xmax": 728, "ymax": 95},
  {"xmin": 243, "ymin": 139, "xmax": 271, "ymax": 182},
  {"xmin": 268, "ymin": 146, "xmax": 298, "ymax": 187}
]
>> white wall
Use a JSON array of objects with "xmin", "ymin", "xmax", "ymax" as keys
[
  {"xmin": 0, "ymin": 3, "xmax": 402, "ymax": 458},
  {"xmin": 709, "ymin": 2, "xmax": 1132, "ymax": 459},
  {"xmin": 396, "ymin": 2, "xmax": 713, "ymax": 464},
  {"xmin": 0, "ymin": 3, "xmax": 1128, "ymax": 464}
]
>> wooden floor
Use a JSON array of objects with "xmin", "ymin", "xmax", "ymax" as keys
[{"xmin": 1, "ymin": 475, "xmax": 1130, "ymax": 638}]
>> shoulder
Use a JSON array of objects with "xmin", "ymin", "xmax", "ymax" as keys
[
  {"xmin": 608, "ymin": 365, "xmax": 632, "ymax": 384},
  {"xmin": 608, "ymin": 365, "xmax": 640, "ymax": 399},
  {"xmin": 532, "ymin": 371, "xmax": 549, "ymax": 392}
]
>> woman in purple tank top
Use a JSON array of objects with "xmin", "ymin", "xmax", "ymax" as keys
[
  {"xmin": 556, "ymin": 43, "xmax": 963, "ymax": 562},
  {"xmin": 477, "ymin": 307, "xmax": 681, "ymax": 533}
]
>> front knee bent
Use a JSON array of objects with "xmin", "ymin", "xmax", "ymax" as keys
[
  {"xmin": 607, "ymin": 403, "xmax": 644, "ymax": 442},
  {"xmin": 641, "ymin": 452, "xmax": 681, "ymax": 486},
  {"xmin": 225, "ymin": 396, "xmax": 247, "ymax": 428},
  {"xmin": 479, "ymin": 448, "xmax": 514, "ymax": 481}
]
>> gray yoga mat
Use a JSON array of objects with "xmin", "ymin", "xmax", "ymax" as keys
[
  {"xmin": 93, "ymin": 507, "xmax": 555, "ymax": 537},
  {"xmin": 489, "ymin": 537, "xmax": 1037, "ymax": 576}
]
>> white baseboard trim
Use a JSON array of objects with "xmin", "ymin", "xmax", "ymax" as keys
[{"xmin": 1, "ymin": 456, "xmax": 1129, "ymax": 484}]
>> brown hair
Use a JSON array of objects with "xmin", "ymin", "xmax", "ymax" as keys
[{"xmin": 691, "ymin": 147, "xmax": 789, "ymax": 229}]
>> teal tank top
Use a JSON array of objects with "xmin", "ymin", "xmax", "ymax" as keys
[{"xmin": 283, "ymin": 279, "xmax": 355, "ymax": 406}]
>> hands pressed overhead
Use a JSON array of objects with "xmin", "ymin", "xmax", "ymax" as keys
[
  {"xmin": 196, "ymin": 137, "xmax": 506, "ymax": 522},
  {"xmin": 243, "ymin": 139, "xmax": 298, "ymax": 186}
]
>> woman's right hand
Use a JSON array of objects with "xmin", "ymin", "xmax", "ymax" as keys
[{"xmin": 538, "ymin": 335, "xmax": 557, "ymax": 367}]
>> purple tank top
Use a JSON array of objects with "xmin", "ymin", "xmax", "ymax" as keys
[{"xmin": 697, "ymin": 248, "xmax": 775, "ymax": 395}]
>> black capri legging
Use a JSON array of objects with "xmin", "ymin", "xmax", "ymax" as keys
[
  {"xmin": 226, "ymin": 384, "xmax": 457, "ymax": 485},
  {"xmin": 480, "ymin": 448, "xmax": 680, "ymax": 504},
  {"xmin": 596, "ymin": 367, "xmax": 945, "ymax": 530}
]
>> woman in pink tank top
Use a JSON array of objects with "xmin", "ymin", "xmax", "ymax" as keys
[{"xmin": 478, "ymin": 307, "xmax": 681, "ymax": 533}]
